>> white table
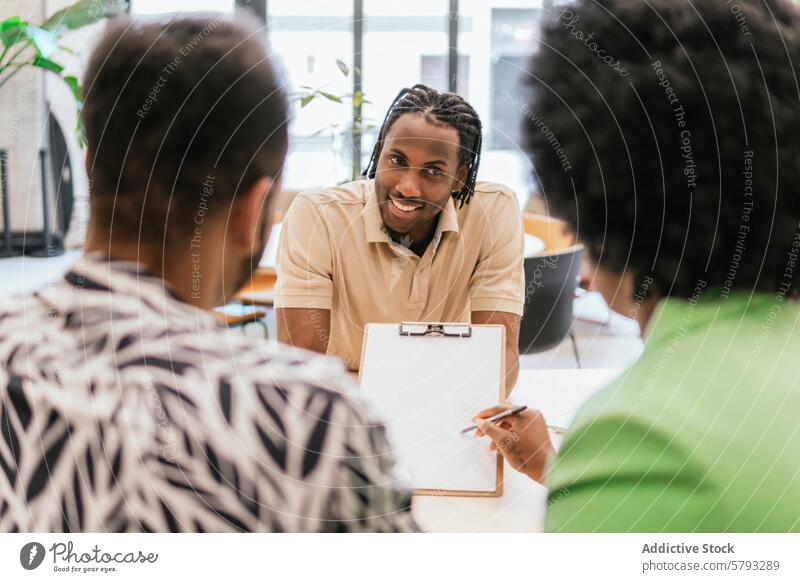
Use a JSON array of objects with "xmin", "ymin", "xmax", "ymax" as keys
[
  {"xmin": 0, "ymin": 250, "xmax": 81, "ymax": 297},
  {"xmin": 412, "ymin": 368, "xmax": 626, "ymax": 532}
]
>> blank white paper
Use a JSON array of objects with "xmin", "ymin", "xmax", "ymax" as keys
[{"xmin": 359, "ymin": 324, "xmax": 504, "ymax": 493}]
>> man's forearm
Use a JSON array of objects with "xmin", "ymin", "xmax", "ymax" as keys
[
  {"xmin": 505, "ymin": 340, "xmax": 520, "ymax": 397},
  {"xmin": 275, "ymin": 307, "xmax": 330, "ymax": 354}
]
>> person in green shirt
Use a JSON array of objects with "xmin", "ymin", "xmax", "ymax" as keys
[{"xmin": 475, "ymin": 0, "xmax": 800, "ymax": 532}]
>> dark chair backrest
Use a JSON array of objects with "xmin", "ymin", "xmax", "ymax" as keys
[
  {"xmin": 518, "ymin": 246, "xmax": 583, "ymax": 353},
  {"xmin": 518, "ymin": 214, "xmax": 583, "ymax": 354}
]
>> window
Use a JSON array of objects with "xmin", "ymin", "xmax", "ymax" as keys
[
  {"xmin": 131, "ymin": 0, "xmax": 552, "ymax": 204},
  {"xmin": 267, "ymin": 0, "xmax": 354, "ymax": 189},
  {"xmin": 489, "ymin": 8, "xmax": 541, "ymax": 150},
  {"xmin": 458, "ymin": 0, "xmax": 544, "ymax": 205},
  {"xmin": 360, "ymin": 0, "xmax": 451, "ymax": 169},
  {"xmin": 420, "ymin": 55, "xmax": 469, "ymax": 98},
  {"xmin": 132, "ymin": 0, "xmax": 235, "ymax": 14}
]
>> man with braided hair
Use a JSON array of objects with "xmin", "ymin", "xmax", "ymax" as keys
[{"xmin": 275, "ymin": 84, "xmax": 524, "ymax": 391}]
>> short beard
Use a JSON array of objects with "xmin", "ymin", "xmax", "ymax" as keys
[
  {"xmin": 378, "ymin": 205, "xmax": 412, "ymax": 239},
  {"xmin": 383, "ymin": 223, "xmax": 407, "ymax": 240}
]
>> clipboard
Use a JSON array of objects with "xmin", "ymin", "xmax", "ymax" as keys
[{"xmin": 358, "ymin": 322, "xmax": 505, "ymax": 497}]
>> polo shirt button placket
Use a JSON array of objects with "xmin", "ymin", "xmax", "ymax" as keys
[{"xmin": 408, "ymin": 261, "xmax": 429, "ymax": 314}]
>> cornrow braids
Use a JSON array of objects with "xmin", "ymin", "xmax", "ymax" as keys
[{"xmin": 362, "ymin": 84, "xmax": 483, "ymax": 208}]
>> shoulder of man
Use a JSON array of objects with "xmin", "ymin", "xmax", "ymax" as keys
[
  {"xmin": 131, "ymin": 329, "xmax": 381, "ymax": 475},
  {"xmin": 291, "ymin": 179, "xmax": 371, "ymax": 213},
  {"xmin": 160, "ymin": 329, "xmax": 359, "ymax": 400},
  {"xmin": 123, "ymin": 330, "xmax": 406, "ymax": 531},
  {"xmin": 459, "ymin": 181, "xmax": 522, "ymax": 229},
  {"xmin": 472, "ymin": 181, "xmax": 519, "ymax": 200},
  {"xmin": 466, "ymin": 181, "xmax": 521, "ymax": 214}
]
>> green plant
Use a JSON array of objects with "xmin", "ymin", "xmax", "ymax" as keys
[
  {"xmin": 0, "ymin": 0, "xmax": 127, "ymax": 145},
  {"xmin": 291, "ymin": 58, "xmax": 375, "ymax": 181},
  {"xmin": 293, "ymin": 58, "xmax": 372, "ymax": 136}
]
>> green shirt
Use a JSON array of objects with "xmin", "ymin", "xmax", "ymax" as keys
[{"xmin": 546, "ymin": 293, "xmax": 800, "ymax": 532}]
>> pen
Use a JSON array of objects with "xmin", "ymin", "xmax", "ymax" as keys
[
  {"xmin": 461, "ymin": 405, "xmax": 568, "ymax": 435},
  {"xmin": 461, "ymin": 405, "xmax": 526, "ymax": 434}
]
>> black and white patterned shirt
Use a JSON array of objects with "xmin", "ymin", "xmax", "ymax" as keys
[{"xmin": 0, "ymin": 254, "xmax": 417, "ymax": 532}]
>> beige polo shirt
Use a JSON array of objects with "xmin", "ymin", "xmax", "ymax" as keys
[{"xmin": 274, "ymin": 179, "xmax": 525, "ymax": 370}]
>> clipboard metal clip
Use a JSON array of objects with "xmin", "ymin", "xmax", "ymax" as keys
[{"xmin": 398, "ymin": 322, "xmax": 472, "ymax": 338}]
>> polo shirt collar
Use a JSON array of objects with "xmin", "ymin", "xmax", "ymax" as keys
[
  {"xmin": 363, "ymin": 180, "xmax": 461, "ymax": 246},
  {"xmin": 437, "ymin": 196, "xmax": 460, "ymax": 235},
  {"xmin": 364, "ymin": 182, "xmax": 387, "ymax": 243}
]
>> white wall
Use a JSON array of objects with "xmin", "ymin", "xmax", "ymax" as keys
[
  {"xmin": 0, "ymin": 1, "xmax": 103, "ymax": 247},
  {"xmin": 0, "ymin": 1, "xmax": 47, "ymax": 236},
  {"xmin": 45, "ymin": 0, "xmax": 105, "ymax": 247}
]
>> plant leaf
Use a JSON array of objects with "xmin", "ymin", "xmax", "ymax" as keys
[
  {"xmin": 63, "ymin": 74, "xmax": 81, "ymax": 101},
  {"xmin": 335, "ymin": 58, "xmax": 349, "ymax": 77},
  {"xmin": 32, "ymin": 55, "xmax": 63, "ymax": 74},
  {"xmin": 0, "ymin": 16, "xmax": 22, "ymax": 30},
  {"xmin": 309, "ymin": 123, "xmax": 336, "ymax": 137},
  {"xmin": 1, "ymin": 24, "xmax": 59, "ymax": 58},
  {"xmin": 318, "ymin": 91, "xmax": 342, "ymax": 103},
  {"xmin": 300, "ymin": 94, "xmax": 315, "ymax": 108},
  {"xmin": 0, "ymin": 18, "xmax": 27, "ymax": 49},
  {"xmin": 75, "ymin": 117, "xmax": 86, "ymax": 148},
  {"xmin": 43, "ymin": 0, "xmax": 128, "ymax": 31}
]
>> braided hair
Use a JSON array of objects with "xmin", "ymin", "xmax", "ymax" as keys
[{"xmin": 362, "ymin": 84, "xmax": 483, "ymax": 208}]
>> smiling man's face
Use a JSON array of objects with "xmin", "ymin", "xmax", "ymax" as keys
[{"xmin": 374, "ymin": 112, "xmax": 468, "ymax": 245}]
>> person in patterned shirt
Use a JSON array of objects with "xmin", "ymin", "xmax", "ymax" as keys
[{"xmin": 0, "ymin": 15, "xmax": 417, "ymax": 532}]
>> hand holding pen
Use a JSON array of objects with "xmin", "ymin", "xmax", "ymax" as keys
[
  {"xmin": 468, "ymin": 405, "xmax": 558, "ymax": 484},
  {"xmin": 461, "ymin": 405, "xmax": 567, "ymax": 435}
]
